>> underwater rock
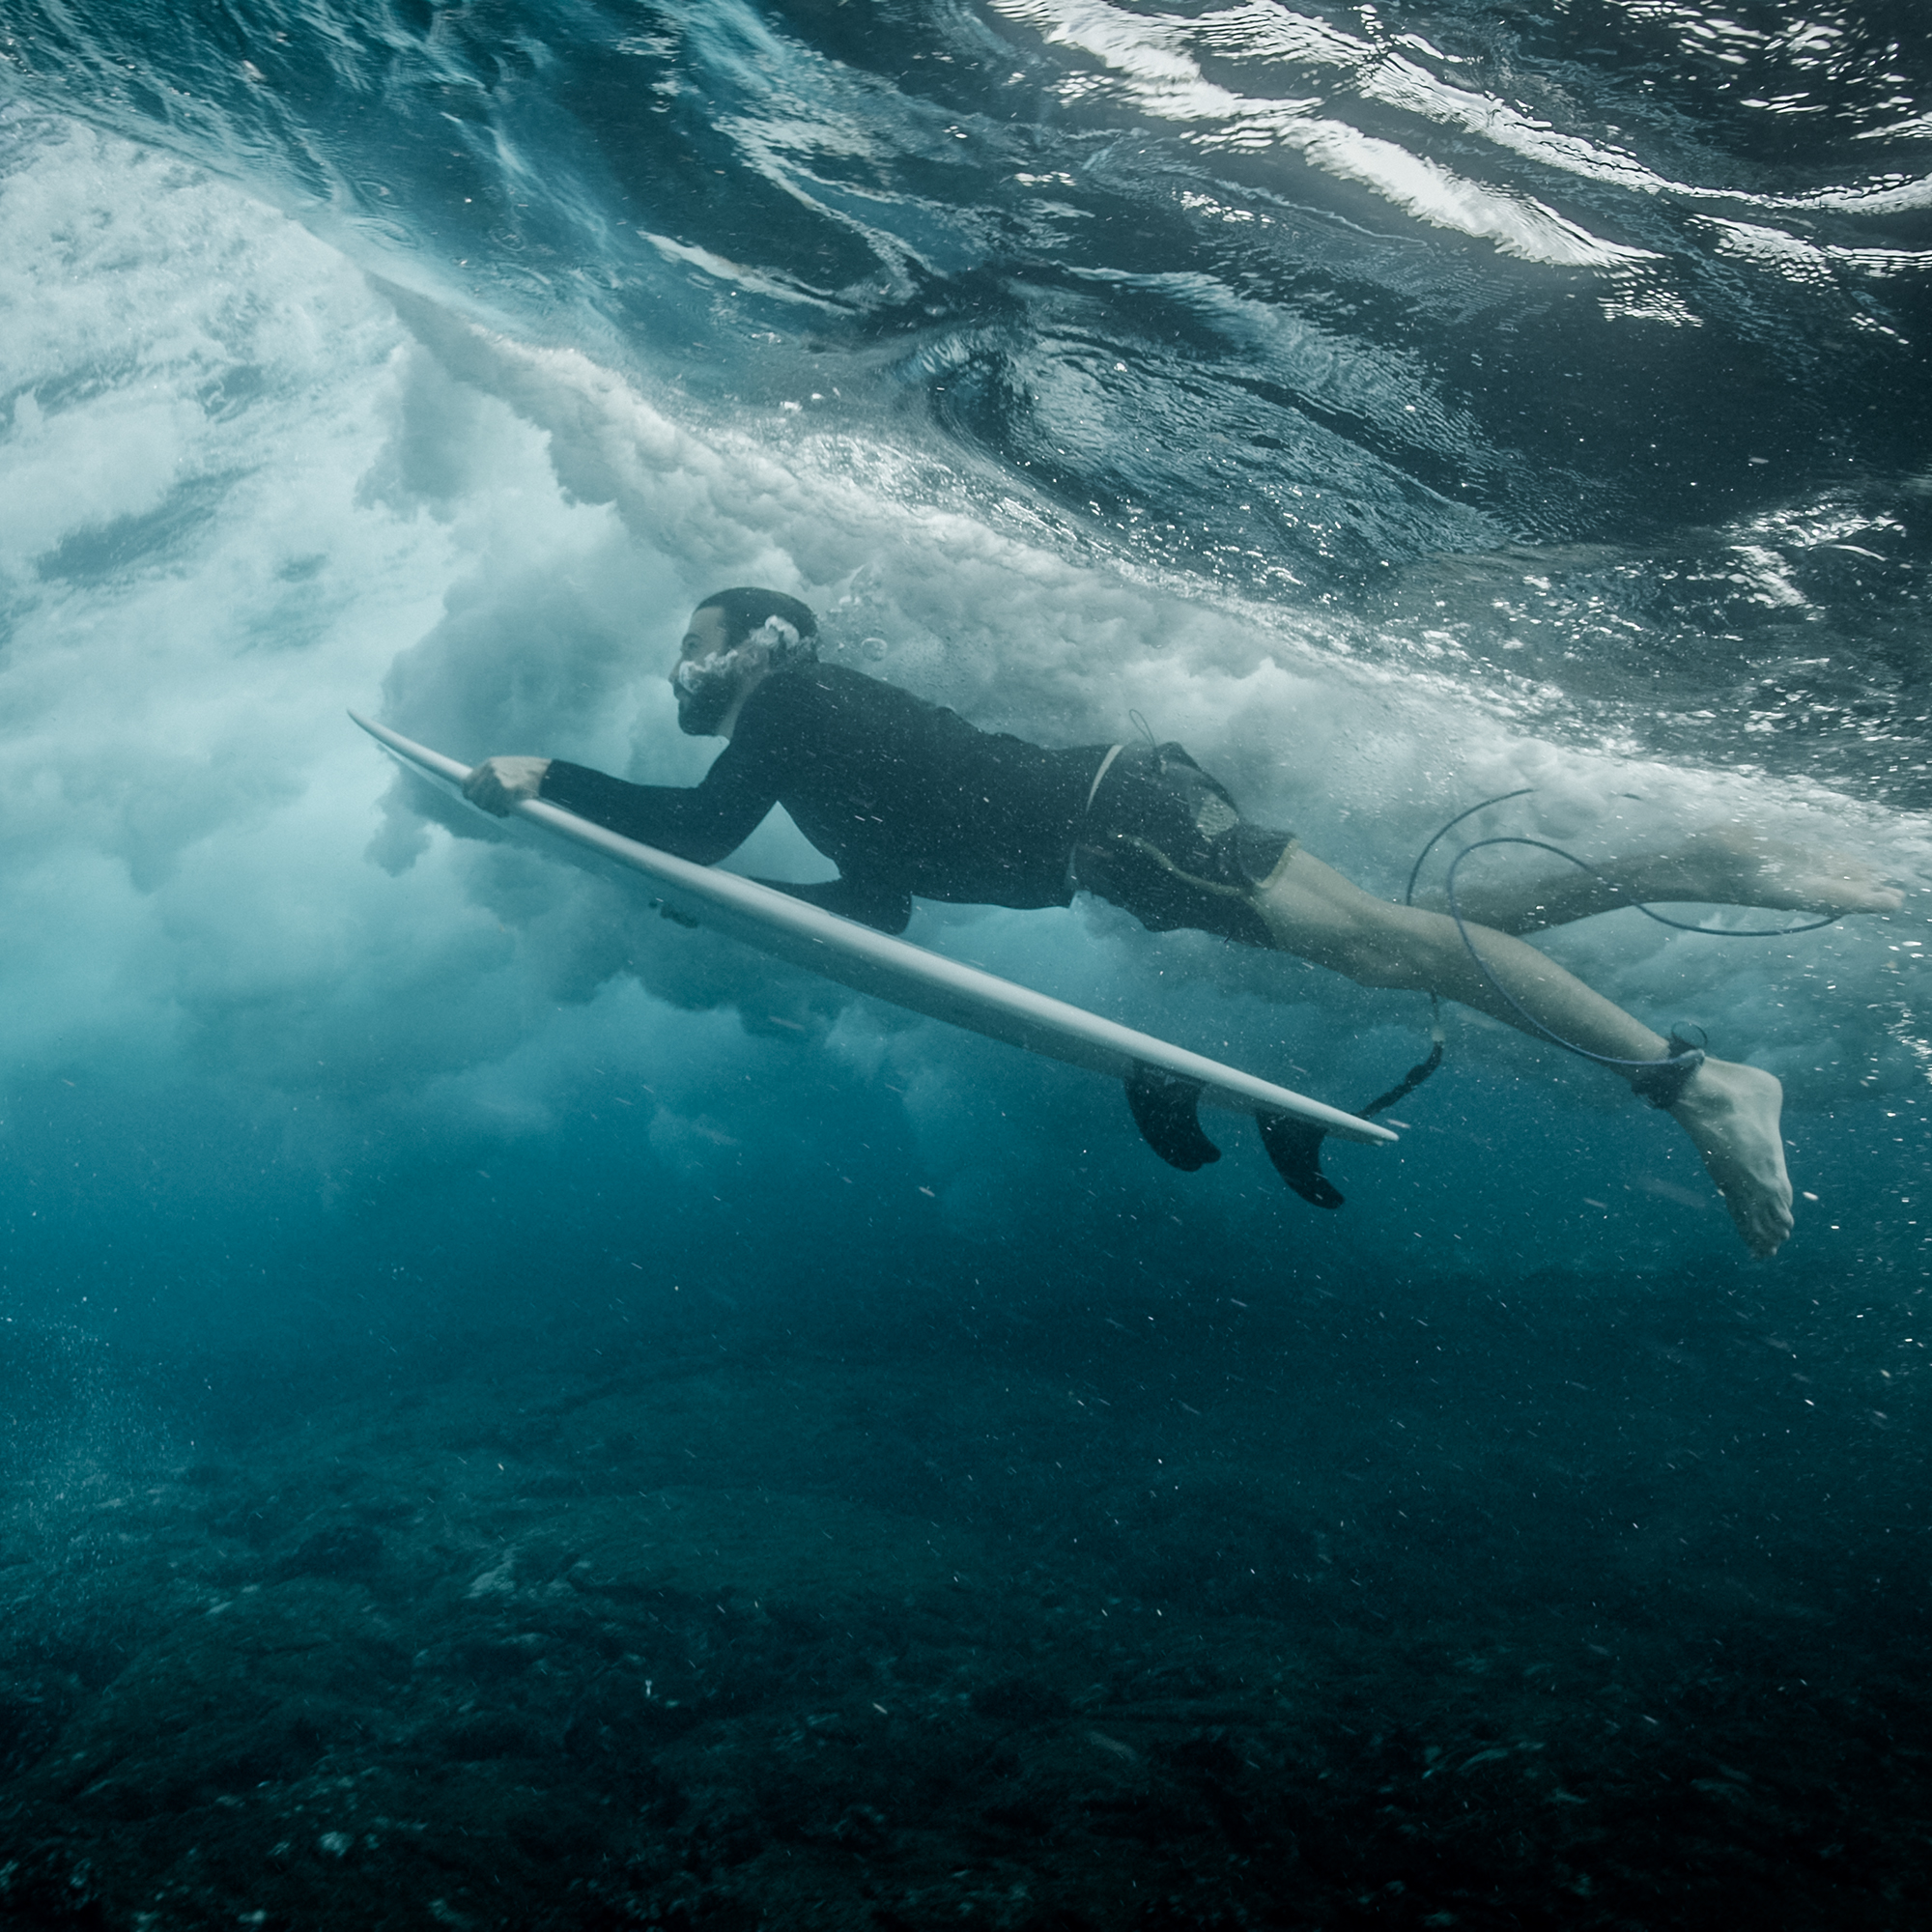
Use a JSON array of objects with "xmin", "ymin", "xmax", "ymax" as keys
[
  {"xmin": 969, "ymin": 1676, "xmax": 1073, "ymax": 1725},
  {"xmin": 1, "ymin": 1289, "xmax": 1929, "ymax": 1926},
  {"xmin": 427, "ymin": 1712, "xmax": 550, "ymax": 1762},
  {"xmin": 273, "ymin": 1523, "xmax": 386, "ymax": 1582}
]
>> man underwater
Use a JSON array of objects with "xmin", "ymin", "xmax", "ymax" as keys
[{"xmin": 464, "ymin": 586, "xmax": 1903, "ymax": 1258}]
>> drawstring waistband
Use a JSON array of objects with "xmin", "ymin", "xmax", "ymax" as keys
[
  {"xmin": 1083, "ymin": 743, "xmax": 1125, "ymax": 816},
  {"xmin": 1065, "ymin": 743, "xmax": 1125, "ymax": 893}
]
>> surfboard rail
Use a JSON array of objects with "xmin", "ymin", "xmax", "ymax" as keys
[{"xmin": 351, "ymin": 712, "xmax": 1396, "ymax": 1150}]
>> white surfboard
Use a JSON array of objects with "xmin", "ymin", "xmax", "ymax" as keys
[{"xmin": 351, "ymin": 713, "xmax": 1396, "ymax": 1167}]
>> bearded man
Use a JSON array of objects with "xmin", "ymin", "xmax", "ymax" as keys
[{"xmin": 465, "ymin": 585, "xmax": 1902, "ymax": 1257}]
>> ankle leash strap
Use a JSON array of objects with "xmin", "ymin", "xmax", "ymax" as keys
[{"xmin": 1627, "ymin": 1029, "xmax": 1708, "ymax": 1111}]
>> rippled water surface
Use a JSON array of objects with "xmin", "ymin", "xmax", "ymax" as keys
[{"xmin": 9, "ymin": 0, "xmax": 1931, "ymax": 786}]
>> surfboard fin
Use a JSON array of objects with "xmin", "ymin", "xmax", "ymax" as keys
[
  {"xmin": 1125, "ymin": 1065, "xmax": 1221, "ymax": 1172},
  {"xmin": 1257, "ymin": 1112, "xmax": 1345, "ymax": 1209}
]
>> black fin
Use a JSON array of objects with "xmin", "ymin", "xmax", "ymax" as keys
[
  {"xmin": 1257, "ymin": 1112, "xmax": 1345, "ymax": 1209},
  {"xmin": 1124, "ymin": 1065, "xmax": 1221, "ymax": 1172}
]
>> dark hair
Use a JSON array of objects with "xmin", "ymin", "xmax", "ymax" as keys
[{"xmin": 694, "ymin": 587, "xmax": 819, "ymax": 656}]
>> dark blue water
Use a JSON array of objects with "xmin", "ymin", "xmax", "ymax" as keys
[{"xmin": 1, "ymin": 3, "xmax": 1930, "ymax": 1924}]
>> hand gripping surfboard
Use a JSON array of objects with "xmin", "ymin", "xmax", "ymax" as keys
[{"xmin": 352, "ymin": 714, "xmax": 1395, "ymax": 1196}]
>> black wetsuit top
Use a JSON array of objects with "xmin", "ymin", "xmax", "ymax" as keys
[{"xmin": 540, "ymin": 663, "xmax": 1110, "ymax": 934}]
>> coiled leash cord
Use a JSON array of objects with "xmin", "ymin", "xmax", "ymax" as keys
[
  {"xmin": 1273, "ymin": 791, "xmax": 1843, "ymax": 1208},
  {"xmin": 1415, "ymin": 790, "xmax": 1838, "ymax": 1108}
]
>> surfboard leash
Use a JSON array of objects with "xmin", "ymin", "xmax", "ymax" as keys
[
  {"xmin": 1259, "ymin": 791, "xmax": 1846, "ymax": 1210},
  {"xmin": 1436, "ymin": 808, "xmax": 1836, "ymax": 1101}
]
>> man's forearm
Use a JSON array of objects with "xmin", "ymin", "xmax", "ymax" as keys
[{"xmin": 539, "ymin": 759, "xmax": 763, "ymax": 866}]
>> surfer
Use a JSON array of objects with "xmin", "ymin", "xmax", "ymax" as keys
[{"xmin": 465, "ymin": 588, "xmax": 1901, "ymax": 1258}]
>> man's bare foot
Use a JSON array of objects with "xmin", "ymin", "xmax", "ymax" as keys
[
  {"xmin": 1664, "ymin": 825, "xmax": 1904, "ymax": 917},
  {"xmin": 1667, "ymin": 1057, "xmax": 1795, "ymax": 1258}
]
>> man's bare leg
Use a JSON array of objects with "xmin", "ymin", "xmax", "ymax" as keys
[
  {"xmin": 1417, "ymin": 823, "xmax": 1903, "ymax": 936},
  {"xmin": 1254, "ymin": 843, "xmax": 1795, "ymax": 1256}
]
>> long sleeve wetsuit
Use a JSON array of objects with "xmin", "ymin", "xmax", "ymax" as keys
[{"xmin": 539, "ymin": 664, "xmax": 1111, "ymax": 934}]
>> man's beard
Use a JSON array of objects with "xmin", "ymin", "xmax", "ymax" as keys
[{"xmin": 672, "ymin": 659, "xmax": 740, "ymax": 736}]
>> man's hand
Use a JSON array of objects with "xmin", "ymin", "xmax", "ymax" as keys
[{"xmin": 463, "ymin": 755, "xmax": 552, "ymax": 816}]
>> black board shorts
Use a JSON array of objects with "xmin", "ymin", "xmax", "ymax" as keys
[{"xmin": 1069, "ymin": 742, "xmax": 1292, "ymax": 949}]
